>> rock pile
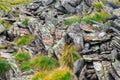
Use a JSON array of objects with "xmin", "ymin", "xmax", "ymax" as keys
[{"xmin": 0, "ymin": 0, "xmax": 120, "ymax": 80}]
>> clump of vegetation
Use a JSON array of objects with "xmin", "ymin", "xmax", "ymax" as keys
[
  {"xmin": 15, "ymin": 51, "xmax": 31, "ymax": 71},
  {"xmin": 44, "ymin": 68, "xmax": 73, "ymax": 80},
  {"xmin": 0, "ymin": 58, "xmax": 10, "ymax": 79},
  {"xmin": 64, "ymin": 15, "xmax": 82, "ymax": 26},
  {"xmin": 64, "ymin": 10, "xmax": 110, "ymax": 25},
  {"xmin": 15, "ymin": 51, "xmax": 30, "ymax": 63},
  {"xmin": 0, "ymin": 0, "xmax": 32, "ymax": 14},
  {"xmin": 93, "ymin": 1, "xmax": 103, "ymax": 9},
  {"xmin": 19, "ymin": 61, "xmax": 31, "ymax": 71},
  {"xmin": 82, "ymin": 10, "xmax": 110, "ymax": 23},
  {"xmin": 31, "ymin": 55, "xmax": 60, "ymax": 71},
  {"xmin": 60, "ymin": 44, "xmax": 80, "ymax": 70},
  {"xmin": 0, "ymin": 19, "xmax": 14, "ymax": 30},
  {"xmin": 15, "ymin": 34, "xmax": 35, "ymax": 46},
  {"xmin": 31, "ymin": 71, "xmax": 48, "ymax": 80},
  {"xmin": 22, "ymin": 18, "xmax": 29, "ymax": 25}
]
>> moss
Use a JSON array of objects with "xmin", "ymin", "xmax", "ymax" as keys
[
  {"xmin": 64, "ymin": 15, "xmax": 82, "ymax": 26},
  {"xmin": 31, "ymin": 55, "xmax": 60, "ymax": 71},
  {"xmin": 0, "ymin": 58, "xmax": 10, "ymax": 78},
  {"xmin": 22, "ymin": 18, "xmax": 29, "ymax": 25},
  {"xmin": 31, "ymin": 71, "xmax": 48, "ymax": 80},
  {"xmin": 15, "ymin": 34, "xmax": 35, "ymax": 46},
  {"xmin": 60, "ymin": 44, "xmax": 80, "ymax": 70},
  {"xmin": 44, "ymin": 68, "xmax": 73, "ymax": 80}
]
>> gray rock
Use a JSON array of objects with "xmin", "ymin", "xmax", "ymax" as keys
[
  {"xmin": 67, "ymin": 23, "xmax": 81, "ymax": 33},
  {"xmin": 113, "ymin": 8, "xmax": 120, "ymax": 17},
  {"xmin": 46, "ymin": 0, "xmax": 56, "ymax": 5},
  {"xmin": 63, "ymin": 3, "xmax": 76, "ymax": 14},
  {"xmin": 33, "ymin": 0, "xmax": 42, "ymax": 3},
  {"xmin": 68, "ymin": 0, "xmax": 82, "ymax": 7},
  {"xmin": 27, "ymin": 3, "xmax": 40, "ymax": 10},
  {"xmin": 74, "ymin": 59, "xmax": 85, "ymax": 78},
  {"xmin": 112, "ymin": 59, "xmax": 120, "ymax": 77},
  {"xmin": 98, "ymin": 32, "xmax": 106, "ymax": 38}
]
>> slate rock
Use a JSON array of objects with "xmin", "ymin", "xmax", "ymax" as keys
[
  {"xmin": 74, "ymin": 59, "xmax": 85, "ymax": 78},
  {"xmin": 63, "ymin": 3, "xmax": 76, "ymax": 14}
]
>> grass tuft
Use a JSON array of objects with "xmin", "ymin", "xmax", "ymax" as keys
[
  {"xmin": 93, "ymin": 1, "xmax": 103, "ymax": 9},
  {"xmin": 44, "ymin": 68, "xmax": 73, "ymax": 80},
  {"xmin": 0, "ymin": 58, "xmax": 10, "ymax": 78},
  {"xmin": 22, "ymin": 18, "xmax": 29, "ymax": 25},
  {"xmin": 60, "ymin": 44, "xmax": 80, "ymax": 70},
  {"xmin": 31, "ymin": 71, "xmax": 48, "ymax": 80},
  {"xmin": 64, "ymin": 15, "xmax": 82, "ymax": 26},
  {"xmin": 31, "ymin": 55, "xmax": 60, "ymax": 71},
  {"xmin": 15, "ymin": 51, "xmax": 31, "ymax": 71},
  {"xmin": 15, "ymin": 34, "xmax": 35, "ymax": 46}
]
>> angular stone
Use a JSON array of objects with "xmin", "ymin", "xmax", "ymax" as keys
[
  {"xmin": 112, "ymin": 59, "xmax": 120, "ymax": 77},
  {"xmin": 63, "ymin": 3, "xmax": 76, "ymax": 14},
  {"xmin": 27, "ymin": 3, "xmax": 40, "ymax": 10}
]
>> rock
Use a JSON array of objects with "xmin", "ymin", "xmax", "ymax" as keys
[
  {"xmin": 46, "ymin": 0, "xmax": 56, "ymax": 5},
  {"xmin": 53, "ymin": 38, "xmax": 65, "ymax": 58},
  {"xmin": 33, "ymin": 0, "xmax": 42, "ymax": 3},
  {"xmin": 93, "ymin": 62, "xmax": 104, "ymax": 80},
  {"xmin": 98, "ymin": 32, "xmax": 106, "ymax": 38},
  {"xmin": 108, "ymin": 2, "xmax": 119, "ymax": 9},
  {"xmin": 113, "ymin": 8, "xmax": 120, "ymax": 17},
  {"xmin": 27, "ymin": 3, "xmax": 40, "ymax": 10},
  {"xmin": 74, "ymin": 59, "xmax": 85, "ymax": 78},
  {"xmin": 112, "ymin": 59, "xmax": 120, "ymax": 77},
  {"xmin": 55, "ymin": 29, "xmax": 64, "ymax": 40},
  {"xmin": 0, "ymin": 52, "xmax": 11, "ymax": 59},
  {"xmin": 67, "ymin": 23, "xmax": 81, "ymax": 33},
  {"xmin": 63, "ymin": 3, "xmax": 76, "ymax": 14},
  {"xmin": 68, "ymin": 0, "xmax": 82, "ymax": 7},
  {"xmin": 0, "ymin": 25, "xmax": 5, "ymax": 33}
]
